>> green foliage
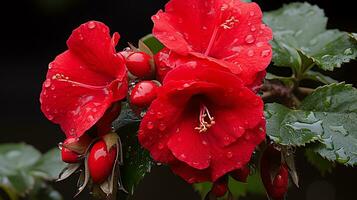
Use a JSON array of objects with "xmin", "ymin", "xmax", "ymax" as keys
[
  {"xmin": 138, "ymin": 34, "xmax": 164, "ymax": 55},
  {"xmin": 113, "ymin": 104, "xmax": 153, "ymax": 198},
  {"xmin": 305, "ymin": 149, "xmax": 335, "ymax": 176},
  {"xmin": 264, "ymin": 3, "xmax": 357, "ymax": 79},
  {"xmin": 266, "ymin": 83, "xmax": 357, "ymax": 166},
  {"xmin": 0, "ymin": 143, "xmax": 65, "ymax": 199},
  {"xmin": 193, "ymin": 172, "xmax": 265, "ymax": 200}
]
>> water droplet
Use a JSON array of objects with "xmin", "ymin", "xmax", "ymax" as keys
[
  {"xmin": 168, "ymin": 36, "xmax": 176, "ymax": 41},
  {"xmin": 44, "ymin": 79, "xmax": 51, "ymax": 88},
  {"xmin": 147, "ymin": 122, "xmax": 154, "ymax": 130},
  {"xmin": 261, "ymin": 49, "xmax": 271, "ymax": 57},
  {"xmin": 249, "ymin": 11, "xmax": 255, "ymax": 16},
  {"xmin": 183, "ymin": 83, "xmax": 190, "ymax": 88},
  {"xmin": 286, "ymin": 120, "xmax": 323, "ymax": 135},
  {"xmin": 202, "ymin": 140, "xmax": 208, "ymax": 145},
  {"xmin": 50, "ymin": 85, "xmax": 55, "ymax": 90},
  {"xmin": 158, "ymin": 143, "xmax": 164, "ymax": 150},
  {"xmin": 247, "ymin": 49, "xmax": 254, "ymax": 57},
  {"xmin": 344, "ymin": 48, "xmax": 353, "ymax": 55},
  {"xmin": 335, "ymin": 148, "xmax": 350, "ymax": 164},
  {"xmin": 88, "ymin": 115, "xmax": 94, "ymax": 122},
  {"xmin": 87, "ymin": 21, "xmax": 96, "ymax": 29},
  {"xmin": 245, "ymin": 35, "xmax": 255, "ymax": 44},
  {"xmin": 309, "ymin": 38, "xmax": 317, "ymax": 45},
  {"xmin": 158, "ymin": 123, "xmax": 166, "ymax": 131},
  {"xmin": 156, "ymin": 112, "xmax": 164, "ymax": 119},
  {"xmin": 202, "ymin": 26, "xmax": 208, "ymax": 30},
  {"xmin": 180, "ymin": 154, "xmax": 187, "ymax": 159},
  {"xmin": 226, "ymin": 151, "xmax": 233, "ymax": 158},
  {"xmin": 256, "ymin": 42, "xmax": 264, "ymax": 47},
  {"xmin": 250, "ymin": 26, "xmax": 256, "ymax": 32},
  {"xmin": 47, "ymin": 114, "xmax": 54, "ymax": 120},
  {"xmin": 329, "ymin": 125, "xmax": 349, "ymax": 136},
  {"xmin": 322, "ymin": 136, "xmax": 334, "ymax": 150}
]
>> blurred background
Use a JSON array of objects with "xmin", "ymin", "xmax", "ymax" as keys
[{"xmin": 0, "ymin": 0, "xmax": 356, "ymax": 199}]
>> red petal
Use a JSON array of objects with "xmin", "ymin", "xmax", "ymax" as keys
[
  {"xmin": 209, "ymin": 121, "xmax": 266, "ymax": 181},
  {"xmin": 170, "ymin": 161, "xmax": 211, "ymax": 183},
  {"xmin": 67, "ymin": 21, "xmax": 126, "ymax": 78},
  {"xmin": 153, "ymin": 0, "xmax": 272, "ymax": 84},
  {"xmin": 167, "ymin": 114, "xmax": 211, "ymax": 170},
  {"xmin": 40, "ymin": 21, "xmax": 127, "ymax": 138}
]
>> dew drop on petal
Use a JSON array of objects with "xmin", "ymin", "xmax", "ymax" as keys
[
  {"xmin": 180, "ymin": 153, "xmax": 187, "ymax": 159},
  {"xmin": 158, "ymin": 143, "xmax": 164, "ymax": 150},
  {"xmin": 88, "ymin": 115, "xmax": 94, "ymax": 122},
  {"xmin": 156, "ymin": 112, "xmax": 164, "ymax": 119},
  {"xmin": 250, "ymin": 26, "xmax": 256, "ymax": 32},
  {"xmin": 261, "ymin": 49, "xmax": 271, "ymax": 57},
  {"xmin": 47, "ymin": 114, "xmax": 54, "ymax": 120},
  {"xmin": 87, "ymin": 21, "xmax": 96, "ymax": 29},
  {"xmin": 226, "ymin": 151, "xmax": 233, "ymax": 158},
  {"xmin": 202, "ymin": 140, "xmax": 208, "ymax": 146},
  {"xmin": 247, "ymin": 49, "xmax": 254, "ymax": 57},
  {"xmin": 44, "ymin": 79, "xmax": 51, "ymax": 88},
  {"xmin": 147, "ymin": 121, "xmax": 154, "ymax": 130},
  {"xmin": 249, "ymin": 11, "xmax": 255, "ymax": 16},
  {"xmin": 158, "ymin": 123, "xmax": 166, "ymax": 131},
  {"xmin": 50, "ymin": 85, "xmax": 55, "ymax": 90},
  {"xmin": 245, "ymin": 35, "xmax": 255, "ymax": 44}
]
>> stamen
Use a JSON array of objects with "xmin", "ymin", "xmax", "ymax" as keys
[
  {"xmin": 195, "ymin": 104, "xmax": 215, "ymax": 133},
  {"xmin": 52, "ymin": 73, "xmax": 107, "ymax": 90}
]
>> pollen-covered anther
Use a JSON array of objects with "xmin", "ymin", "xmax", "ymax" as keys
[
  {"xmin": 220, "ymin": 16, "xmax": 239, "ymax": 30},
  {"xmin": 195, "ymin": 104, "xmax": 215, "ymax": 133}
]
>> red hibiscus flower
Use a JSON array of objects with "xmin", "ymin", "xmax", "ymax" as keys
[
  {"xmin": 152, "ymin": 0, "xmax": 272, "ymax": 85},
  {"xmin": 138, "ymin": 62, "xmax": 265, "ymax": 183},
  {"xmin": 40, "ymin": 21, "xmax": 128, "ymax": 138}
]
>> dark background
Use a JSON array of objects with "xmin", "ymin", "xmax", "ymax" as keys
[{"xmin": 0, "ymin": 0, "xmax": 356, "ymax": 199}]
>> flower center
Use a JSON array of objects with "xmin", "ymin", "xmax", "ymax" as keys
[{"xmin": 195, "ymin": 104, "xmax": 215, "ymax": 133}]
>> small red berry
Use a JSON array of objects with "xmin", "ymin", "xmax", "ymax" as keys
[
  {"xmin": 211, "ymin": 177, "xmax": 228, "ymax": 197},
  {"xmin": 130, "ymin": 81, "xmax": 159, "ymax": 108},
  {"xmin": 126, "ymin": 52, "xmax": 152, "ymax": 78},
  {"xmin": 61, "ymin": 147, "xmax": 80, "ymax": 163},
  {"xmin": 88, "ymin": 140, "xmax": 117, "ymax": 183},
  {"xmin": 231, "ymin": 165, "xmax": 250, "ymax": 182}
]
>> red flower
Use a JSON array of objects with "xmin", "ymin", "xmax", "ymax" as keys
[
  {"xmin": 152, "ymin": 0, "xmax": 272, "ymax": 85},
  {"xmin": 138, "ymin": 62, "xmax": 265, "ymax": 183},
  {"xmin": 40, "ymin": 21, "xmax": 128, "ymax": 138}
]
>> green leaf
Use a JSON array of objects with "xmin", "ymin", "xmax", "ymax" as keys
[
  {"xmin": 7, "ymin": 170, "xmax": 35, "ymax": 195},
  {"xmin": 265, "ymin": 103, "xmax": 322, "ymax": 146},
  {"xmin": 266, "ymin": 83, "xmax": 357, "ymax": 166},
  {"xmin": 119, "ymin": 123, "xmax": 153, "ymax": 197},
  {"xmin": 31, "ymin": 148, "xmax": 67, "ymax": 180},
  {"xmin": 28, "ymin": 182, "xmax": 62, "ymax": 200},
  {"xmin": 264, "ymin": 3, "xmax": 357, "ymax": 72},
  {"xmin": 138, "ymin": 34, "xmax": 164, "ymax": 55},
  {"xmin": 0, "ymin": 143, "xmax": 41, "ymax": 175},
  {"xmin": 193, "ymin": 182, "xmax": 212, "ymax": 200},
  {"xmin": 305, "ymin": 148, "xmax": 335, "ymax": 176},
  {"xmin": 303, "ymin": 70, "xmax": 337, "ymax": 85}
]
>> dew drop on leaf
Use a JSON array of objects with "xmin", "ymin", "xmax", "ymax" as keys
[{"xmin": 334, "ymin": 148, "xmax": 350, "ymax": 164}]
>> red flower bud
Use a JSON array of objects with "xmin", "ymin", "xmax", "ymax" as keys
[
  {"xmin": 126, "ymin": 52, "xmax": 152, "ymax": 79},
  {"xmin": 260, "ymin": 146, "xmax": 289, "ymax": 200},
  {"xmin": 211, "ymin": 176, "xmax": 228, "ymax": 197},
  {"xmin": 61, "ymin": 147, "xmax": 80, "ymax": 163},
  {"xmin": 231, "ymin": 165, "xmax": 250, "ymax": 183},
  {"xmin": 130, "ymin": 81, "xmax": 159, "ymax": 108},
  {"xmin": 88, "ymin": 140, "xmax": 117, "ymax": 183}
]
